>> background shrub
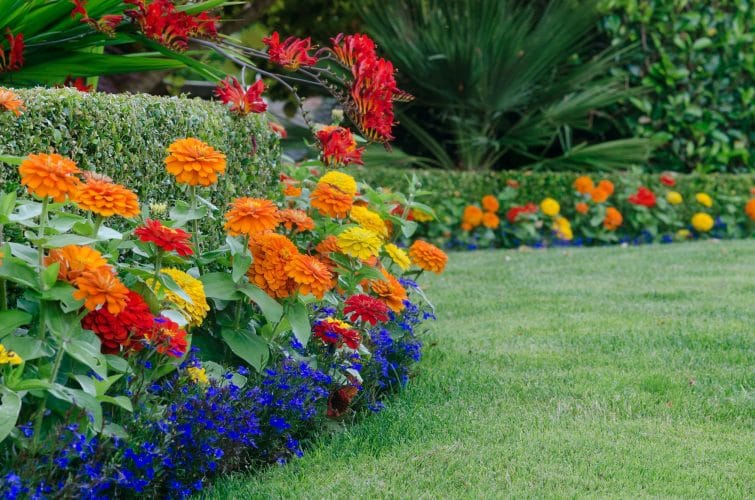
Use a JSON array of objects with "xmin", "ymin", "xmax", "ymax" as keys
[{"xmin": 600, "ymin": 0, "xmax": 754, "ymax": 173}]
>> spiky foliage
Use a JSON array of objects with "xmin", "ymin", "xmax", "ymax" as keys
[{"xmin": 361, "ymin": 0, "xmax": 654, "ymax": 171}]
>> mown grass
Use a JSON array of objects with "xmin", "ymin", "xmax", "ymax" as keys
[{"xmin": 206, "ymin": 241, "xmax": 755, "ymax": 498}]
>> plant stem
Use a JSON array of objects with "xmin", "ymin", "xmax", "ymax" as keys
[
  {"xmin": 0, "ymin": 223, "xmax": 6, "ymax": 311},
  {"xmin": 31, "ymin": 342, "xmax": 65, "ymax": 451},
  {"xmin": 36, "ymin": 198, "xmax": 50, "ymax": 341},
  {"xmin": 150, "ymin": 250, "xmax": 164, "ymax": 291},
  {"xmin": 92, "ymin": 215, "xmax": 103, "ymax": 237},
  {"xmin": 190, "ymin": 186, "xmax": 201, "ymax": 255}
]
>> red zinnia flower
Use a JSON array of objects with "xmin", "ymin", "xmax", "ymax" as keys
[
  {"xmin": 316, "ymin": 126, "xmax": 365, "ymax": 167},
  {"xmin": 0, "ymin": 31, "xmax": 24, "ymax": 73},
  {"xmin": 81, "ymin": 291, "xmax": 154, "ymax": 354},
  {"xmin": 142, "ymin": 316, "xmax": 188, "ymax": 358},
  {"xmin": 344, "ymin": 294, "xmax": 389, "ymax": 325},
  {"xmin": 660, "ymin": 174, "xmax": 676, "ymax": 187},
  {"xmin": 62, "ymin": 76, "xmax": 93, "ymax": 92},
  {"xmin": 215, "ymin": 77, "xmax": 267, "ymax": 115},
  {"xmin": 262, "ymin": 32, "xmax": 318, "ymax": 71},
  {"xmin": 628, "ymin": 186, "xmax": 657, "ymax": 208},
  {"xmin": 506, "ymin": 203, "xmax": 538, "ymax": 223},
  {"xmin": 313, "ymin": 318, "xmax": 361, "ymax": 349},
  {"xmin": 134, "ymin": 218, "xmax": 193, "ymax": 256}
]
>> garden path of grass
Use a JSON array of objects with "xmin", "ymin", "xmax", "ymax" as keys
[{"xmin": 208, "ymin": 240, "xmax": 755, "ymax": 498}]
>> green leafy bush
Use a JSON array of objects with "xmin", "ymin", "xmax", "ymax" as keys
[
  {"xmin": 601, "ymin": 0, "xmax": 754, "ymax": 172},
  {"xmin": 0, "ymin": 87, "xmax": 280, "ymax": 205}
]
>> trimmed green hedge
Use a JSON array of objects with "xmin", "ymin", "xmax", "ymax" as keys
[{"xmin": 0, "ymin": 87, "xmax": 281, "ymax": 204}]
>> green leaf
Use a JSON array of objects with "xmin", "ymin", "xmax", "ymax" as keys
[
  {"xmin": 221, "ymin": 327, "xmax": 269, "ymax": 373},
  {"xmin": 287, "ymin": 301, "xmax": 311, "ymax": 347},
  {"xmin": 0, "ymin": 387, "xmax": 21, "ymax": 443},
  {"xmin": 44, "ymin": 234, "xmax": 99, "ymax": 248},
  {"xmin": 47, "ymin": 384, "xmax": 103, "ymax": 431},
  {"xmin": 98, "ymin": 395, "xmax": 133, "ymax": 412},
  {"xmin": 0, "ymin": 310, "xmax": 33, "ymax": 338},
  {"xmin": 238, "ymin": 283, "xmax": 283, "ymax": 323},
  {"xmin": 2, "ymin": 335, "xmax": 54, "ymax": 362},
  {"xmin": 42, "ymin": 262, "xmax": 60, "ymax": 289},
  {"xmin": 161, "ymin": 273, "xmax": 192, "ymax": 303},
  {"xmin": 42, "ymin": 281, "xmax": 84, "ymax": 313},
  {"xmin": 232, "ymin": 255, "xmax": 252, "ymax": 283},
  {"xmin": 64, "ymin": 339, "xmax": 108, "ymax": 379},
  {"xmin": 200, "ymin": 272, "xmax": 242, "ymax": 301},
  {"xmin": 0, "ymin": 249, "xmax": 39, "ymax": 289},
  {"xmin": 169, "ymin": 201, "xmax": 210, "ymax": 227},
  {"xmin": 400, "ymin": 220, "xmax": 419, "ymax": 238},
  {"xmin": 105, "ymin": 355, "xmax": 130, "ymax": 374}
]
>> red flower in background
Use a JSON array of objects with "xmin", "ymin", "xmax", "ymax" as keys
[
  {"xmin": 327, "ymin": 385, "xmax": 359, "ymax": 418},
  {"xmin": 81, "ymin": 291, "xmax": 154, "ymax": 354},
  {"xmin": 215, "ymin": 77, "xmax": 267, "ymax": 114},
  {"xmin": 506, "ymin": 203, "xmax": 538, "ymax": 223},
  {"xmin": 125, "ymin": 0, "xmax": 218, "ymax": 51},
  {"xmin": 316, "ymin": 126, "xmax": 364, "ymax": 166},
  {"xmin": 135, "ymin": 218, "xmax": 193, "ymax": 256},
  {"xmin": 269, "ymin": 121, "xmax": 287, "ymax": 138},
  {"xmin": 70, "ymin": 0, "xmax": 122, "ymax": 35},
  {"xmin": 0, "ymin": 31, "xmax": 24, "ymax": 72},
  {"xmin": 344, "ymin": 294, "xmax": 389, "ymax": 325},
  {"xmin": 390, "ymin": 204, "xmax": 414, "ymax": 221},
  {"xmin": 62, "ymin": 76, "xmax": 94, "ymax": 92},
  {"xmin": 628, "ymin": 186, "xmax": 657, "ymax": 208},
  {"xmin": 142, "ymin": 316, "xmax": 188, "ymax": 357},
  {"xmin": 71, "ymin": 0, "xmax": 88, "ymax": 17},
  {"xmin": 262, "ymin": 32, "xmax": 318, "ymax": 71},
  {"xmin": 660, "ymin": 174, "xmax": 676, "ymax": 187},
  {"xmin": 313, "ymin": 318, "xmax": 361, "ymax": 349}
]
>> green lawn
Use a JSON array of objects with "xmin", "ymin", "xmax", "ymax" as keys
[{"xmin": 207, "ymin": 241, "xmax": 755, "ymax": 498}]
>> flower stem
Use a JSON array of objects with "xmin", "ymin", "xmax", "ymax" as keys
[
  {"xmin": 190, "ymin": 186, "xmax": 202, "ymax": 256},
  {"xmin": 92, "ymin": 215, "xmax": 103, "ymax": 237},
  {"xmin": 0, "ymin": 224, "xmax": 6, "ymax": 311},
  {"xmin": 36, "ymin": 198, "xmax": 50, "ymax": 341},
  {"xmin": 31, "ymin": 341, "xmax": 65, "ymax": 452}
]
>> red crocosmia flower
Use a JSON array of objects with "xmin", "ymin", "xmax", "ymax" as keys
[
  {"xmin": 628, "ymin": 186, "xmax": 657, "ymax": 208},
  {"xmin": 313, "ymin": 318, "xmax": 361, "ymax": 349},
  {"xmin": 262, "ymin": 32, "xmax": 318, "ymax": 71},
  {"xmin": 330, "ymin": 33, "xmax": 376, "ymax": 69},
  {"xmin": 134, "ymin": 218, "xmax": 193, "ymax": 256},
  {"xmin": 316, "ymin": 125, "xmax": 365, "ymax": 167},
  {"xmin": 660, "ymin": 174, "xmax": 676, "ymax": 187},
  {"xmin": 344, "ymin": 294, "xmax": 389, "ymax": 325},
  {"xmin": 192, "ymin": 11, "xmax": 218, "ymax": 39},
  {"xmin": 327, "ymin": 385, "xmax": 359, "ymax": 418},
  {"xmin": 0, "ymin": 31, "xmax": 24, "ymax": 72},
  {"xmin": 71, "ymin": 0, "xmax": 88, "ymax": 17},
  {"xmin": 142, "ymin": 316, "xmax": 188, "ymax": 358},
  {"xmin": 125, "ymin": 0, "xmax": 217, "ymax": 51},
  {"xmin": 269, "ymin": 121, "xmax": 287, "ymax": 138},
  {"xmin": 62, "ymin": 76, "xmax": 94, "ymax": 92},
  {"xmin": 348, "ymin": 57, "xmax": 400, "ymax": 142},
  {"xmin": 506, "ymin": 203, "xmax": 538, "ymax": 224},
  {"xmin": 81, "ymin": 291, "xmax": 154, "ymax": 354},
  {"xmin": 215, "ymin": 77, "xmax": 267, "ymax": 115}
]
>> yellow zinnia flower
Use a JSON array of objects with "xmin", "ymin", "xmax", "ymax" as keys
[
  {"xmin": 384, "ymin": 243, "xmax": 410, "ymax": 271},
  {"xmin": 336, "ymin": 227, "xmax": 382, "ymax": 260},
  {"xmin": 0, "ymin": 344, "xmax": 22, "ymax": 365},
  {"xmin": 695, "ymin": 192, "xmax": 713, "ymax": 208},
  {"xmin": 553, "ymin": 216, "xmax": 573, "ymax": 240},
  {"xmin": 691, "ymin": 212, "xmax": 714, "ymax": 232},
  {"xmin": 666, "ymin": 191, "xmax": 683, "ymax": 205},
  {"xmin": 187, "ymin": 366, "xmax": 209, "ymax": 385},
  {"xmin": 350, "ymin": 206, "xmax": 388, "ymax": 239},
  {"xmin": 540, "ymin": 197, "xmax": 560, "ymax": 217},
  {"xmin": 318, "ymin": 171, "xmax": 357, "ymax": 197},
  {"xmin": 155, "ymin": 268, "xmax": 210, "ymax": 327}
]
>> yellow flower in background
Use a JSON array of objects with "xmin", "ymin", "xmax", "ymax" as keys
[
  {"xmin": 319, "ymin": 171, "xmax": 357, "ymax": 197},
  {"xmin": 691, "ymin": 212, "xmax": 714, "ymax": 232},
  {"xmin": 676, "ymin": 229, "xmax": 691, "ymax": 240},
  {"xmin": 411, "ymin": 208, "xmax": 433, "ymax": 222},
  {"xmin": 155, "ymin": 268, "xmax": 210, "ymax": 327},
  {"xmin": 540, "ymin": 198, "xmax": 560, "ymax": 217},
  {"xmin": 384, "ymin": 243, "xmax": 411, "ymax": 271},
  {"xmin": 0, "ymin": 344, "xmax": 22, "ymax": 365},
  {"xmin": 350, "ymin": 206, "xmax": 388, "ymax": 239},
  {"xmin": 336, "ymin": 226, "xmax": 382, "ymax": 260},
  {"xmin": 666, "ymin": 191, "xmax": 683, "ymax": 205},
  {"xmin": 695, "ymin": 192, "xmax": 713, "ymax": 208},
  {"xmin": 553, "ymin": 216, "xmax": 573, "ymax": 241},
  {"xmin": 187, "ymin": 366, "xmax": 209, "ymax": 385}
]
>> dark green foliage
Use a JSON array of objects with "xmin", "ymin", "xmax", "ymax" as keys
[
  {"xmin": 361, "ymin": 0, "xmax": 653, "ymax": 171},
  {"xmin": 601, "ymin": 0, "xmax": 754, "ymax": 173}
]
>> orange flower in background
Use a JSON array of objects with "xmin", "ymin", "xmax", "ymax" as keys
[
  {"xmin": 282, "ymin": 183, "xmax": 302, "ymax": 197},
  {"xmin": 286, "ymin": 254, "xmax": 334, "ymax": 299},
  {"xmin": 19, "ymin": 153, "xmax": 81, "ymax": 202},
  {"xmin": 745, "ymin": 198, "xmax": 755, "ymax": 220},
  {"xmin": 481, "ymin": 195, "xmax": 499, "ymax": 213},
  {"xmin": 597, "ymin": 179, "xmax": 615, "ymax": 195},
  {"xmin": 248, "ymin": 232, "xmax": 299, "ymax": 298},
  {"xmin": 165, "ymin": 138, "xmax": 226, "ymax": 186},
  {"xmin": 224, "ymin": 197, "xmax": 280, "ymax": 236},
  {"xmin": 589, "ymin": 186, "xmax": 610, "ymax": 203},
  {"xmin": 575, "ymin": 202, "xmax": 589, "ymax": 214},
  {"xmin": 506, "ymin": 179, "xmax": 520, "ymax": 189},
  {"xmin": 46, "ymin": 245, "xmax": 109, "ymax": 283},
  {"xmin": 279, "ymin": 208, "xmax": 315, "ymax": 232},
  {"xmin": 482, "ymin": 212, "xmax": 500, "ymax": 229},
  {"xmin": 370, "ymin": 268, "xmax": 407, "ymax": 312},
  {"xmin": 316, "ymin": 235, "xmax": 341, "ymax": 258},
  {"xmin": 74, "ymin": 175, "xmax": 140, "ymax": 218},
  {"xmin": 0, "ymin": 88, "xmax": 24, "ymax": 116},
  {"xmin": 603, "ymin": 206, "xmax": 623, "ymax": 231},
  {"xmin": 574, "ymin": 176, "xmax": 594, "ymax": 194},
  {"xmin": 461, "ymin": 205, "xmax": 483, "ymax": 229},
  {"xmin": 409, "ymin": 240, "xmax": 448, "ymax": 274},
  {"xmin": 311, "ymin": 183, "xmax": 353, "ymax": 218},
  {"xmin": 73, "ymin": 268, "xmax": 129, "ymax": 314}
]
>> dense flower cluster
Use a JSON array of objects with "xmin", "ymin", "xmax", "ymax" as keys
[{"xmin": 124, "ymin": 0, "xmax": 218, "ymax": 51}]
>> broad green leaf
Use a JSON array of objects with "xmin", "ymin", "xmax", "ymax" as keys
[
  {"xmin": 42, "ymin": 281, "xmax": 84, "ymax": 313},
  {"xmin": 221, "ymin": 327, "xmax": 269, "ymax": 373},
  {"xmin": 287, "ymin": 301, "xmax": 311, "ymax": 347},
  {"xmin": 44, "ymin": 234, "xmax": 99, "ymax": 248},
  {"xmin": 47, "ymin": 384, "xmax": 103, "ymax": 431},
  {"xmin": 0, "ymin": 388, "xmax": 21, "ymax": 443},
  {"xmin": 42, "ymin": 262, "xmax": 60, "ymax": 289},
  {"xmin": 161, "ymin": 273, "xmax": 193, "ymax": 303},
  {"xmin": 48, "ymin": 213, "xmax": 85, "ymax": 232},
  {"xmin": 0, "ymin": 310, "xmax": 32, "ymax": 338},
  {"xmin": 2, "ymin": 336, "xmax": 54, "ymax": 362},
  {"xmin": 64, "ymin": 339, "xmax": 108, "ymax": 378},
  {"xmin": 8, "ymin": 202, "xmax": 42, "ymax": 223},
  {"xmin": 169, "ymin": 201, "xmax": 210, "ymax": 227},
  {"xmin": 0, "ymin": 251, "xmax": 39, "ymax": 288},
  {"xmin": 105, "ymin": 354, "xmax": 130, "ymax": 374},
  {"xmin": 238, "ymin": 283, "xmax": 283, "ymax": 323},
  {"xmin": 200, "ymin": 272, "xmax": 242, "ymax": 301},
  {"xmin": 232, "ymin": 255, "xmax": 252, "ymax": 283},
  {"xmin": 98, "ymin": 395, "xmax": 133, "ymax": 412}
]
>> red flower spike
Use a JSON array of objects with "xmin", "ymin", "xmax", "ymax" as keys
[
  {"xmin": 0, "ymin": 31, "xmax": 24, "ymax": 73},
  {"xmin": 70, "ymin": 0, "xmax": 88, "ymax": 18},
  {"xmin": 344, "ymin": 294, "xmax": 389, "ymax": 325},
  {"xmin": 316, "ymin": 126, "xmax": 365, "ymax": 167},
  {"xmin": 125, "ymin": 0, "xmax": 217, "ymax": 51},
  {"xmin": 269, "ymin": 121, "xmax": 287, "ymax": 138},
  {"xmin": 62, "ymin": 76, "xmax": 94, "ymax": 92},
  {"xmin": 134, "ymin": 218, "xmax": 194, "ymax": 256},
  {"xmin": 215, "ymin": 77, "xmax": 267, "ymax": 115},
  {"xmin": 262, "ymin": 32, "xmax": 318, "ymax": 71},
  {"xmin": 628, "ymin": 186, "xmax": 657, "ymax": 208},
  {"xmin": 330, "ymin": 33, "xmax": 377, "ymax": 69}
]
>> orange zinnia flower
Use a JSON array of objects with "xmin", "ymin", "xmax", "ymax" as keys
[
  {"xmin": 482, "ymin": 212, "xmax": 500, "ymax": 229},
  {"xmin": 597, "ymin": 179, "xmax": 615, "ymax": 196},
  {"xmin": 603, "ymin": 206, "xmax": 623, "ymax": 231},
  {"xmin": 310, "ymin": 183, "xmax": 353, "ymax": 218},
  {"xmin": 0, "ymin": 88, "xmax": 24, "ymax": 116},
  {"xmin": 409, "ymin": 240, "xmax": 448, "ymax": 274},
  {"xmin": 46, "ymin": 245, "xmax": 109, "ymax": 283},
  {"xmin": 282, "ymin": 183, "xmax": 302, "ymax": 197},
  {"xmin": 224, "ymin": 197, "xmax": 280, "ymax": 236},
  {"xmin": 590, "ymin": 186, "xmax": 610, "ymax": 204},
  {"xmin": 575, "ymin": 202, "xmax": 589, "ymax": 214},
  {"xmin": 370, "ymin": 268, "xmax": 407, "ymax": 312},
  {"xmin": 286, "ymin": 254, "xmax": 334, "ymax": 299},
  {"xmin": 279, "ymin": 208, "xmax": 315, "ymax": 232},
  {"xmin": 744, "ymin": 198, "xmax": 755, "ymax": 221},
  {"xmin": 248, "ymin": 232, "xmax": 299, "ymax": 298},
  {"xmin": 19, "ymin": 153, "xmax": 81, "ymax": 202},
  {"xmin": 574, "ymin": 176, "xmax": 594, "ymax": 194},
  {"xmin": 461, "ymin": 205, "xmax": 483, "ymax": 229},
  {"xmin": 165, "ymin": 138, "xmax": 227, "ymax": 186},
  {"xmin": 481, "ymin": 195, "xmax": 499, "ymax": 213},
  {"xmin": 73, "ymin": 268, "xmax": 130, "ymax": 314},
  {"xmin": 74, "ymin": 176, "xmax": 140, "ymax": 218}
]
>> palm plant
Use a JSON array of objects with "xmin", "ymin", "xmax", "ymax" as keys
[{"xmin": 361, "ymin": 0, "xmax": 654, "ymax": 170}]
